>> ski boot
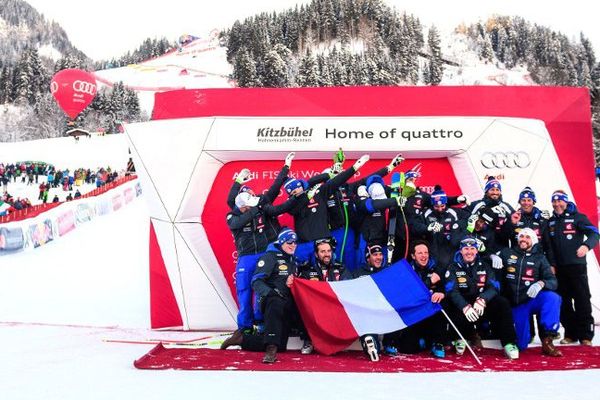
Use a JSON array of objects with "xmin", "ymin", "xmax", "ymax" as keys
[
  {"xmin": 453, "ymin": 340, "xmax": 466, "ymax": 356},
  {"xmin": 431, "ymin": 343, "xmax": 445, "ymax": 358},
  {"xmin": 503, "ymin": 343, "xmax": 520, "ymax": 360}
]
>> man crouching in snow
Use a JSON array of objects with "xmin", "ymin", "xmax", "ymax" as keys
[{"xmin": 221, "ymin": 228, "xmax": 306, "ymax": 363}]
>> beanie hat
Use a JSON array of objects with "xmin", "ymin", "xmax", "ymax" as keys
[
  {"xmin": 484, "ymin": 176, "xmax": 502, "ymax": 193},
  {"xmin": 551, "ymin": 191, "xmax": 569, "ymax": 203},
  {"xmin": 283, "ymin": 178, "xmax": 306, "ymax": 195},
  {"xmin": 277, "ymin": 228, "xmax": 298, "ymax": 245},
  {"xmin": 364, "ymin": 244, "xmax": 383, "ymax": 260},
  {"xmin": 519, "ymin": 186, "xmax": 536, "ymax": 203},
  {"xmin": 430, "ymin": 185, "xmax": 447, "ymax": 206},
  {"xmin": 459, "ymin": 237, "xmax": 480, "ymax": 251},
  {"xmin": 517, "ymin": 227, "xmax": 539, "ymax": 246}
]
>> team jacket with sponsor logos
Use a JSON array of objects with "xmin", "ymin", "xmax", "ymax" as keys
[
  {"xmin": 288, "ymin": 166, "xmax": 357, "ymax": 242},
  {"xmin": 445, "ymin": 253, "xmax": 500, "ymax": 310},
  {"xmin": 226, "ymin": 199, "xmax": 297, "ymax": 257},
  {"xmin": 251, "ymin": 243, "xmax": 299, "ymax": 299},
  {"xmin": 411, "ymin": 208, "xmax": 466, "ymax": 268},
  {"xmin": 298, "ymin": 260, "xmax": 351, "ymax": 281},
  {"xmin": 546, "ymin": 203, "xmax": 600, "ymax": 266},
  {"xmin": 326, "ymin": 166, "xmax": 390, "ymax": 231},
  {"xmin": 410, "ymin": 259, "xmax": 446, "ymax": 294},
  {"xmin": 499, "ymin": 244, "xmax": 557, "ymax": 306},
  {"xmin": 505, "ymin": 207, "xmax": 548, "ymax": 244}
]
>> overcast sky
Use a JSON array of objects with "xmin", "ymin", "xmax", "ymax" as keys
[{"xmin": 24, "ymin": 0, "xmax": 600, "ymax": 60}]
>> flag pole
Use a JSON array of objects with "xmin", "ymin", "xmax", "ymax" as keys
[{"xmin": 441, "ymin": 309, "xmax": 482, "ymax": 366}]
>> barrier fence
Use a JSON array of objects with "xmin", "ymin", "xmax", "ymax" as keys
[
  {"xmin": 0, "ymin": 177, "xmax": 142, "ymax": 256},
  {"xmin": 0, "ymin": 175, "xmax": 137, "ymax": 224}
]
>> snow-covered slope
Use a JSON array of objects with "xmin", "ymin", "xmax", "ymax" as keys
[{"xmin": 93, "ymin": 32, "xmax": 234, "ymax": 114}]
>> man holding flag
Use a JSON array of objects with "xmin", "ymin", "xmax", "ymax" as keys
[{"xmin": 290, "ymin": 245, "xmax": 442, "ymax": 358}]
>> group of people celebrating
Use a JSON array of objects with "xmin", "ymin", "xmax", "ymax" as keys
[{"xmin": 221, "ymin": 150, "xmax": 598, "ymax": 364}]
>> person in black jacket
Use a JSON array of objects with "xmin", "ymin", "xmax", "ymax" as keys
[
  {"xmin": 411, "ymin": 186, "xmax": 466, "ymax": 268},
  {"xmin": 226, "ymin": 191, "xmax": 297, "ymax": 333},
  {"xmin": 545, "ymin": 190, "xmax": 599, "ymax": 345},
  {"xmin": 498, "ymin": 228, "xmax": 562, "ymax": 356},
  {"xmin": 395, "ymin": 240, "xmax": 449, "ymax": 358},
  {"xmin": 505, "ymin": 187, "xmax": 550, "ymax": 245},
  {"xmin": 445, "ymin": 237, "xmax": 519, "ymax": 359},
  {"xmin": 284, "ymin": 155, "xmax": 370, "ymax": 264},
  {"xmin": 220, "ymin": 228, "xmax": 305, "ymax": 364},
  {"xmin": 469, "ymin": 176, "xmax": 515, "ymax": 249}
]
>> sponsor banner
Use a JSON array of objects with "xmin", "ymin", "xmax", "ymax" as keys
[
  {"xmin": 76, "ymin": 203, "xmax": 95, "ymax": 223},
  {"xmin": 202, "ymin": 159, "xmax": 462, "ymax": 299},
  {"xmin": 57, "ymin": 210, "xmax": 76, "ymax": 236},
  {"xmin": 135, "ymin": 182, "xmax": 143, "ymax": 196},
  {"xmin": 124, "ymin": 188, "xmax": 134, "ymax": 204},
  {"xmin": 96, "ymin": 198, "xmax": 111, "ymax": 216},
  {"xmin": 206, "ymin": 117, "xmax": 545, "ymax": 152},
  {"xmin": 0, "ymin": 227, "xmax": 25, "ymax": 255},
  {"xmin": 28, "ymin": 219, "xmax": 53, "ymax": 248},
  {"xmin": 112, "ymin": 194, "xmax": 123, "ymax": 211}
]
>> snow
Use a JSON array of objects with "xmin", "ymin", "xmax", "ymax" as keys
[
  {"xmin": 0, "ymin": 159, "xmax": 599, "ymax": 400},
  {"xmin": 0, "ymin": 28, "xmax": 598, "ymax": 400},
  {"xmin": 94, "ymin": 34, "xmax": 233, "ymax": 114}
]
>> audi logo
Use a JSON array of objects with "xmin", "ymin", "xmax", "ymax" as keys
[
  {"xmin": 480, "ymin": 151, "xmax": 531, "ymax": 169},
  {"xmin": 72, "ymin": 80, "xmax": 96, "ymax": 95}
]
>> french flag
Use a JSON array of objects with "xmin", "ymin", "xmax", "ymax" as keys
[{"xmin": 291, "ymin": 260, "xmax": 441, "ymax": 355}]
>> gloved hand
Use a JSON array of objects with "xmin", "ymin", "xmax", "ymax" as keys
[
  {"xmin": 333, "ymin": 148, "xmax": 345, "ymax": 164},
  {"xmin": 284, "ymin": 152, "xmax": 295, "ymax": 168},
  {"xmin": 427, "ymin": 221, "xmax": 443, "ymax": 233},
  {"xmin": 490, "ymin": 254, "xmax": 503, "ymax": 270},
  {"xmin": 491, "ymin": 205, "xmax": 506, "ymax": 218},
  {"xmin": 353, "ymin": 155, "xmax": 370, "ymax": 171},
  {"xmin": 541, "ymin": 209, "xmax": 551, "ymax": 220},
  {"xmin": 457, "ymin": 194, "xmax": 471, "ymax": 206},
  {"xmin": 396, "ymin": 196, "xmax": 407, "ymax": 208},
  {"xmin": 307, "ymin": 183, "xmax": 321, "ymax": 200},
  {"xmin": 357, "ymin": 185, "xmax": 368, "ymax": 199},
  {"xmin": 473, "ymin": 298, "xmax": 486, "ymax": 316},
  {"xmin": 475, "ymin": 238, "xmax": 486, "ymax": 253},
  {"xmin": 467, "ymin": 214, "xmax": 478, "ymax": 233},
  {"xmin": 387, "ymin": 153, "xmax": 404, "ymax": 172},
  {"xmin": 235, "ymin": 168, "xmax": 252, "ymax": 184},
  {"xmin": 463, "ymin": 304, "xmax": 479, "ymax": 322},
  {"xmin": 331, "ymin": 162, "xmax": 343, "ymax": 176},
  {"xmin": 527, "ymin": 281, "xmax": 545, "ymax": 298}
]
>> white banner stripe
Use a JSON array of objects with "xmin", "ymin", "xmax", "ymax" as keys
[{"xmin": 331, "ymin": 276, "xmax": 406, "ymax": 336}]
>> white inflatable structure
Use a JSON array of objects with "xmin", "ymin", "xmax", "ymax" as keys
[{"xmin": 124, "ymin": 86, "xmax": 600, "ymax": 330}]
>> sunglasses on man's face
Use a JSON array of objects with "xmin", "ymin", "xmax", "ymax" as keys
[{"xmin": 285, "ymin": 240, "xmax": 297, "ymax": 245}]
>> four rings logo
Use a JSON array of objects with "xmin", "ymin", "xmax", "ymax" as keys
[
  {"xmin": 72, "ymin": 80, "xmax": 96, "ymax": 95},
  {"xmin": 480, "ymin": 151, "xmax": 531, "ymax": 169}
]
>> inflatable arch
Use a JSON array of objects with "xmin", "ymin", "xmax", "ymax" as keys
[{"xmin": 124, "ymin": 86, "xmax": 600, "ymax": 330}]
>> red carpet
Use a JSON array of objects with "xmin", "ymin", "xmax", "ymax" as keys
[{"xmin": 134, "ymin": 344, "xmax": 600, "ymax": 372}]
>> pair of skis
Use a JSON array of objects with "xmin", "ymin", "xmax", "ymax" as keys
[{"xmin": 387, "ymin": 172, "xmax": 402, "ymax": 263}]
